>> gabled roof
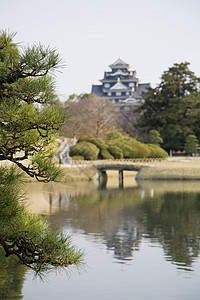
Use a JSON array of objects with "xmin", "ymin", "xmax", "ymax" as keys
[
  {"xmin": 110, "ymin": 81, "xmax": 128, "ymax": 90},
  {"xmin": 109, "ymin": 57, "xmax": 129, "ymax": 69}
]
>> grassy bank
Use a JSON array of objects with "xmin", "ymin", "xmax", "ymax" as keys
[
  {"xmin": 3, "ymin": 157, "xmax": 200, "ymax": 182},
  {"xmin": 61, "ymin": 157, "xmax": 200, "ymax": 181},
  {"xmin": 137, "ymin": 157, "xmax": 200, "ymax": 180},
  {"xmin": 62, "ymin": 166, "xmax": 97, "ymax": 181}
]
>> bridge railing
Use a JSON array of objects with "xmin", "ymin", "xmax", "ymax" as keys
[{"xmin": 65, "ymin": 158, "xmax": 164, "ymax": 165}]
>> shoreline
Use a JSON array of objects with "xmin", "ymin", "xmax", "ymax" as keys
[
  {"xmin": 2, "ymin": 156, "xmax": 200, "ymax": 182},
  {"xmin": 62, "ymin": 157, "xmax": 200, "ymax": 181}
]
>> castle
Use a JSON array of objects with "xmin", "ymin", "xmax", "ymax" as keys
[{"xmin": 92, "ymin": 57, "xmax": 150, "ymax": 104}]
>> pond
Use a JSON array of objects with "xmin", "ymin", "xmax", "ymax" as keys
[{"xmin": 3, "ymin": 173, "xmax": 200, "ymax": 299}]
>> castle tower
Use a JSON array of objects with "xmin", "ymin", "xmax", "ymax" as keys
[{"xmin": 92, "ymin": 57, "xmax": 150, "ymax": 104}]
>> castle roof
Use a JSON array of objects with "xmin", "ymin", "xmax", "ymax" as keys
[
  {"xmin": 109, "ymin": 57, "xmax": 129, "ymax": 69},
  {"xmin": 110, "ymin": 80, "xmax": 128, "ymax": 90},
  {"xmin": 109, "ymin": 69, "xmax": 128, "ymax": 76}
]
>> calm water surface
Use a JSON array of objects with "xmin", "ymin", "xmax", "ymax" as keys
[{"xmin": 5, "ymin": 176, "xmax": 200, "ymax": 299}]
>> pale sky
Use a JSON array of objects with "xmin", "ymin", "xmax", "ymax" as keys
[{"xmin": 1, "ymin": 0, "xmax": 200, "ymax": 100}]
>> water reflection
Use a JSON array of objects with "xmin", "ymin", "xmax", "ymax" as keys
[
  {"xmin": 0, "ymin": 248, "xmax": 26, "ymax": 300},
  {"xmin": 0, "ymin": 179, "xmax": 200, "ymax": 300},
  {"xmin": 24, "ymin": 179, "xmax": 200, "ymax": 271},
  {"xmin": 2, "ymin": 178, "xmax": 200, "ymax": 299}
]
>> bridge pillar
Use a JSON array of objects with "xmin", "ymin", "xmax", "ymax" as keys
[
  {"xmin": 98, "ymin": 170, "xmax": 107, "ymax": 189},
  {"xmin": 119, "ymin": 170, "xmax": 124, "ymax": 188}
]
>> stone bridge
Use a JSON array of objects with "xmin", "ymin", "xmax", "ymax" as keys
[{"xmin": 65, "ymin": 158, "xmax": 163, "ymax": 188}]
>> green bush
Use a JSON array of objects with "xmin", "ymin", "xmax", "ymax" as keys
[
  {"xmin": 130, "ymin": 140, "xmax": 151, "ymax": 158},
  {"xmin": 74, "ymin": 135, "xmax": 168, "ymax": 160},
  {"xmin": 88, "ymin": 138, "xmax": 107, "ymax": 150},
  {"xmin": 77, "ymin": 136, "xmax": 107, "ymax": 150},
  {"xmin": 118, "ymin": 144, "xmax": 136, "ymax": 158},
  {"xmin": 72, "ymin": 156, "xmax": 84, "ymax": 161},
  {"xmin": 109, "ymin": 139, "xmax": 149, "ymax": 159},
  {"xmin": 147, "ymin": 144, "xmax": 168, "ymax": 158},
  {"xmin": 100, "ymin": 149, "xmax": 114, "ymax": 160},
  {"xmin": 107, "ymin": 145, "xmax": 124, "ymax": 159},
  {"xmin": 69, "ymin": 142, "xmax": 99, "ymax": 160}
]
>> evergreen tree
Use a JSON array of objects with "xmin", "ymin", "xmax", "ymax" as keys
[
  {"xmin": 0, "ymin": 31, "xmax": 83, "ymax": 278},
  {"xmin": 184, "ymin": 134, "xmax": 198, "ymax": 156},
  {"xmin": 138, "ymin": 62, "xmax": 200, "ymax": 151},
  {"xmin": 147, "ymin": 130, "xmax": 163, "ymax": 146}
]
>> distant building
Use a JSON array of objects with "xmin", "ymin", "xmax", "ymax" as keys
[{"xmin": 92, "ymin": 57, "xmax": 150, "ymax": 105}]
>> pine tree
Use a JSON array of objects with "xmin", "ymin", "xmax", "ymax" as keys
[{"xmin": 0, "ymin": 31, "xmax": 83, "ymax": 277}]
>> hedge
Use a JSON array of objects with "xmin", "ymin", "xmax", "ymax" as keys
[
  {"xmin": 77, "ymin": 136, "xmax": 107, "ymax": 150},
  {"xmin": 71, "ymin": 156, "xmax": 84, "ymax": 161},
  {"xmin": 70, "ymin": 133, "xmax": 168, "ymax": 160},
  {"xmin": 147, "ymin": 144, "xmax": 168, "ymax": 158},
  {"xmin": 107, "ymin": 145, "xmax": 124, "ymax": 159},
  {"xmin": 69, "ymin": 141, "xmax": 100, "ymax": 160},
  {"xmin": 100, "ymin": 149, "xmax": 114, "ymax": 160}
]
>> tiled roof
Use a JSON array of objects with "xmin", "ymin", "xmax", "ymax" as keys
[
  {"xmin": 110, "ymin": 57, "xmax": 129, "ymax": 67},
  {"xmin": 110, "ymin": 81, "xmax": 128, "ymax": 90}
]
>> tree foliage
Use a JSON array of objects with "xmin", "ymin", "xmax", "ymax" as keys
[
  {"xmin": 116, "ymin": 105, "xmax": 141, "ymax": 140},
  {"xmin": 147, "ymin": 130, "xmax": 163, "ymax": 146},
  {"xmin": 184, "ymin": 134, "xmax": 198, "ymax": 156},
  {"xmin": 0, "ymin": 166, "xmax": 83, "ymax": 276},
  {"xmin": 138, "ymin": 62, "xmax": 200, "ymax": 150},
  {"xmin": 0, "ymin": 31, "xmax": 83, "ymax": 280},
  {"xmin": 0, "ymin": 30, "xmax": 66, "ymax": 182}
]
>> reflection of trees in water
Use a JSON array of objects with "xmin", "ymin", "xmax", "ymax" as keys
[
  {"xmin": 140, "ymin": 192, "xmax": 200, "ymax": 271},
  {"xmin": 48, "ymin": 185, "xmax": 200, "ymax": 270},
  {"xmin": 0, "ymin": 248, "xmax": 26, "ymax": 300},
  {"xmin": 49, "ymin": 189, "xmax": 144, "ymax": 262}
]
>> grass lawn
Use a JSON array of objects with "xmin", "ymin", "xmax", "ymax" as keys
[{"xmin": 137, "ymin": 157, "xmax": 200, "ymax": 180}]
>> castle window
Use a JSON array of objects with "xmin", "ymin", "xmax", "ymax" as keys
[
  {"xmin": 104, "ymin": 83, "xmax": 110, "ymax": 88},
  {"xmin": 108, "ymin": 92, "xmax": 112, "ymax": 96},
  {"xmin": 126, "ymin": 92, "xmax": 130, "ymax": 96},
  {"xmin": 116, "ymin": 92, "xmax": 122, "ymax": 96},
  {"xmin": 129, "ymin": 82, "xmax": 134, "ymax": 87}
]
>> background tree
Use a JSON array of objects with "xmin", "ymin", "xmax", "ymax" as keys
[
  {"xmin": 138, "ymin": 62, "xmax": 200, "ymax": 151},
  {"xmin": 62, "ymin": 93, "xmax": 117, "ymax": 138},
  {"xmin": 116, "ymin": 105, "xmax": 142, "ymax": 140},
  {"xmin": 0, "ymin": 31, "xmax": 83, "ymax": 279},
  {"xmin": 147, "ymin": 130, "xmax": 163, "ymax": 146},
  {"xmin": 184, "ymin": 134, "xmax": 198, "ymax": 156}
]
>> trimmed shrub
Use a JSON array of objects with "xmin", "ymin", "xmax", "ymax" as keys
[
  {"xmin": 118, "ymin": 144, "xmax": 136, "ymax": 158},
  {"xmin": 71, "ymin": 156, "xmax": 84, "ymax": 161},
  {"xmin": 69, "ymin": 142, "xmax": 99, "ymax": 160},
  {"xmin": 130, "ymin": 140, "xmax": 151, "ymax": 158},
  {"xmin": 100, "ymin": 149, "xmax": 114, "ymax": 160},
  {"xmin": 77, "ymin": 136, "xmax": 107, "ymax": 150},
  {"xmin": 147, "ymin": 144, "xmax": 168, "ymax": 158},
  {"xmin": 74, "ymin": 135, "xmax": 168, "ymax": 160},
  {"xmin": 88, "ymin": 138, "xmax": 107, "ymax": 150},
  {"xmin": 107, "ymin": 145, "xmax": 124, "ymax": 159}
]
